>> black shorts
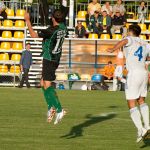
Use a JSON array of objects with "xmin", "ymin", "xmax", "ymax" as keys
[{"xmin": 42, "ymin": 59, "xmax": 59, "ymax": 81}]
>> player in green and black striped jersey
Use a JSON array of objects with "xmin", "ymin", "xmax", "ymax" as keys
[{"xmin": 24, "ymin": 1, "xmax": 68, "ymax": 124}]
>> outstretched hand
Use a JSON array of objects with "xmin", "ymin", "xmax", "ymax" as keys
[{"xmin": 24, "ymin": 12, "xmax": 30, "ymax": 21}]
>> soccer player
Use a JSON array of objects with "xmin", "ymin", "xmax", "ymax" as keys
[
  {"xmin": 113, "ymin": 49, "xmax": 126, "ymax": 91},
  {"xmin": 107, "ymin": 24, "xmax": 150, "ymax": 142},
  {"xmin": 24, "ymin": 2, "xmax": 68, "ymax": 124}
]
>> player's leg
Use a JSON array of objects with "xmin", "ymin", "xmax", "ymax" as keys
[
  {"xmin": 127, "ymin": 100, "xmax": 146, "ymax": 142},
  {"xmin": 137, "ymin": 72, "xmax": 150, "ymax": 131},
  {"xmin": 44, "ymin": 80, "xmax": 62, "ymax": 113},
  {"xmin": 126, "ymin": 71, "xmax": 147, "ymax": 142},
  {"xmin": 138, "ymin": 97, "xmax": 150, "ymax": 131},
  {"xmin": 44, "ymin": 80, "xmax": 66, "ymax": 125},
  {"xmin": 43, "ymin": 60, "xmax": 65, "ymax": 124},
  {"xmin": 41, "ymin": 79, "xmax": 55, "ymax": 122}
]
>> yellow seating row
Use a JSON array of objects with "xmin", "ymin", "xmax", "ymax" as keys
[
  {"xmin": 5, "ymin": 9, "xmax": 25, "ymax": 17},
  {"xmin": 0, "ymin": 53, "xmax": 21, "ymax": 61},
  {"xmin": 1, "ymin": 42, "xmax": 23, "ymax": 50},
  {"xmin": 0, "ymin": 65, "xmax": 20, "ymax": 73},
  {"xmin": 88, "ymin": 33, "xmax": 148, "ymax": 40},
  {"xmin": 3, "ymin": 20, "xmax": 25, "ymax": 27},
  {"xmin": 2, "ymin": 31, "xmax": 24, "ymax": 38},
  {"xmin": 77, "ymin": 11, "xmax": 150, "ymax": 20}
]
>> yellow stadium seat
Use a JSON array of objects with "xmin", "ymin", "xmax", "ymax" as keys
[
  {"xmin": 139, "ymin": 35, "xmax": 146, "ymax": 40},
  {"xmin": 3, "ymin": 20, "xmax": 13, "ymax": 27},
  {"xmin": 88, "ymin": 33, "xmax": 98, "ymax": 39},
  {"xmin": 16, "ymin": 9, "xmax": 25, "ymax": 17},
  {"xmin": 14, "ymin": 31, "xmax": 24, "ymax": 39},
  {"xmin": 2, "ymin": 31, "xmax": 12, "ymax": 38},
  {"xmin": 1, "ymin": 42, "xmax": 11, "ymax": 50},
  {"xmin": 148, "ymin": 25, "xmax": 150, "ymax": 31},
  {"xmin": 77, "ymin": 11, "xmax": 87, "ymax": 19},
  {"xmin": 10, "ymin": 65, "xmax": 20, "ymax": 74},
  {"xmin": 0, "ymin": 53, "xmax": 9, "ymax": 61},
  {"xmin": 126, "ymin": 12, "xmax": 135, "ymax": 19},
  {"xmin": 81, "ymin": 74, "xmax": 91, "ymax": 81},
  {"xmin": 12, "ymin": 42, "xmax": 23, "ymax": 50},
  {"xmin": 5, "ymin": 9, "xmax": 14, "ymax": 17},
  {"xmin": 56, "ymin": 73, "xmax": 68, "ymax": 80},
  {"xmin": 82, "ymin": 22, "xmax": 87, "ymax": 29},
  {"xmin": 126, "ymin": 23, "xmax": 132, "ymax": 29},
  {"xmin": 15, "ymin": 20, "xmax": 25, "ymax": 28},
  {"xmin": 112, "ymin": 34, "xmax": 122, "ymax": 40},
  {"xmin": 100, "ymin": 34, "xmax": 110, "ymax": 39},
  {"xmin": 11, "ymin": 54, "xmax": 21, "ymax": 61},
  {"xmin": 0, "ymin": 65, "xmax": 8, "ymax": 73},
  {"xmin": 138, "ymin": 24, "xmax": 147, "ymax": 32}
]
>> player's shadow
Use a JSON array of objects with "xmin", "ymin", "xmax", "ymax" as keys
[
  {"xmin": 140, "ymin": 139, "xmax": 150, "ymax": 148},
  {"xmin": 60, "ymin": 112, "xmax": 116, "ymax": 139}
]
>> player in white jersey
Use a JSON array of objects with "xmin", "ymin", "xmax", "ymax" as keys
[
  {"xmin": 113, "ymin": 49, "xmax": 126, "ymax": 91},
  {"xmin": 107, "ymin": 24, "xmax": 150, "ymax": 142}
]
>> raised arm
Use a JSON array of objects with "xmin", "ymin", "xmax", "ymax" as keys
[
  {"xmin": 24, "ymin": 12, "xmax": 39, "ymax": 38},
  {"xmin": 107, "ymin": 39, "xmax": 128, "ymax": 53}
]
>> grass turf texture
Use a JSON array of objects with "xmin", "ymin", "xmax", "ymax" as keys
[{"xmin": 0, "ymin": 88, "xmax": 150, "ymax": 150}]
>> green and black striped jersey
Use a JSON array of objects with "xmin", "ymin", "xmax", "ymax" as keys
[{"xmin": 38, "ymin": 23, "xmax": 67, "ymax": 63}]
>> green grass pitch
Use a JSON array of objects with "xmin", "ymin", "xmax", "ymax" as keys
[{"xmin": 0, "ymin": 88, "xmax": 150, "ymax": 150}]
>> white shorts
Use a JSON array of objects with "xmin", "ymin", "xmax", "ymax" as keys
[
  {"xmin": 125, "ymin": 70, "xmax": 148, "ymax": 100},
  {"xmin": 114, "ymin": 65, "xmax": 123, "ymax": 78}
]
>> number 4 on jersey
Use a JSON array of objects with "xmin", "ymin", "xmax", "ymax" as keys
[{"xmin": 134, "ymin": 46, "xmax": 143, "ymax": 61}]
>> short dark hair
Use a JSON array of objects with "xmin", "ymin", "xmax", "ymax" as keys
[
  {"xmin": 52, "ymin": 9, "xmax": 64, "ymax": 23},
  {"xmin": 129, "ymin": 24, "xmax": 141, "ymax": 37},
  {"xmin": 108, "ymin": 61, "xmax": 112, "ymax": 64},
  {"xmin": 26, "ymin": 43, "xmax": 30, "ymax": 45}
]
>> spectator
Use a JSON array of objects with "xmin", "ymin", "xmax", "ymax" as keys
[
  {"xmin": 10, "ymin": 0, "xmax": 19, "ymax": 13},
  {"xmin": 103, "ymin": 61, "xmax": 115, "ymax": 80},
  {"xmin": 75, "ymin": 21, "xmax": 86, "ymax": 38},
  {"xmin": 112, "ymin": 0, "xmax": 126, "ymax": 16},
  {"xmin": 99, "ymin": 11, "xmax": 112, "ymax": 37},
  {"xmin": 111, "ymin": 11, "xmax": 127, "ymax": 37},
  {"xmin": 0, "ymin": 1, "xmax": 7, "ymax": 20},
  {"xmin": 101, "ymin": 1, "xmax": 112, "ymax": 16},
  {"xmin": 19, "ymin": 43, "xmax": 32, "ymax": 88},
  {"xmin": 138, "ymin": 1, "xmax": 147, "ymax": 24},
  {"xmin": 88, "ymin": 11, "xmax": 101, "ymax": 35},
  {"xmin": 24, "ymin": 0, "xmax": 33, "ymax": 13},
  {"xmin": 86, "ymin": 0, "xmax": 101, "ymax": 27}
]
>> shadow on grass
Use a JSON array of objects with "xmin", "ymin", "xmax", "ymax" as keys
[
  {"xmin": 61, "ymin": 112, "xmax": 116, "ymax": 139},
  {"xmin": 140, "ymin": 139, "xmax": 150, "ymax": 148},
  {"xmin": 108, "ymin": 106, "xmax": 118, "ymax": 109}
]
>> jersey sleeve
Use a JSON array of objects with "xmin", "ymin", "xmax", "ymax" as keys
[
  {"xmin": 38, "ymin": 27, "xmax": 54, "ymax": 39},
  {"xmin": 146, "ymin": 44, "xmax": 150, "ymax": 57},
  {"xmin": 124, "ymin": 36, "xmax": 132, "ymax": 47}
]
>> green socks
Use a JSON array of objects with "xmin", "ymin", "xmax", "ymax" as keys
[
  {"xmin": 42, "ymin": 86, "xmax": 62, "ymax": 113},
  {"xmin": 42, "ymin": 87, "xmax": 53, "ymax": 110}
]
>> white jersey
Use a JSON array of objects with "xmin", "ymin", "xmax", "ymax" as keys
[{"xmin": 123, "ymin": 36, "xmax": 150, "ymax": 72}]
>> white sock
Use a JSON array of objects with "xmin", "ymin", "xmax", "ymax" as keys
[
  {"xmin": 62, "ymin": 0, "xmax": 67, "ymax": 7},
  {"xmin": 120, "ymin": 78, "xmax": 126, "ymax": 84},
  {"xmin": 130, "ymin": 107, "xmax": 143, "ymax": 131},
  {"xmin": 140, "ymin": 103, "xmax": 150, "ymax": 130},
  {"xmin": 113, "ymin": 78, "xmax": 118, "ymax": 91}
]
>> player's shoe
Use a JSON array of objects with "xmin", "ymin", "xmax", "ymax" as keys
[
  {"xmin": 136, "ymin": 128, "xmax": 147, "ymax": 143},
  {"xmin": 143, "ymin": 129, "xmax": 150, "ymax": 140},
  {"xmin": 47, "ymin": 108, "xmax": 56, "ymax": 123},
  {"xmin": 54, "ymin": 109, "xmax": 66, "ymax": 125}
]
